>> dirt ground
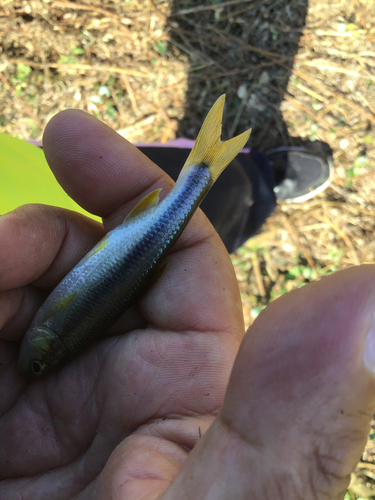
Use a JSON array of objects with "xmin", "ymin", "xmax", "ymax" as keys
[{"xmin": 1, "ymin": 0, "xmax": 375, "ymax": 497}]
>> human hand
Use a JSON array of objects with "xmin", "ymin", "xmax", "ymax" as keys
[{"xmin": 1, "ymin": 110, "xmax": 375, "ymax": 500}]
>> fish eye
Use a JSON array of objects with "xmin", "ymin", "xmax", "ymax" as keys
[{"xmin": 31, "ymin": 360, "xmax": 46, "ymax": 376}]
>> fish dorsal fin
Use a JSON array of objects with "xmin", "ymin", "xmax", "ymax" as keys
[
  {"xmin": 182, "ymin": 95, "xmax": 251, "ymax": 183},
  {"xmin": 124, "ymin": 188, "xmax": 162, "ymax": 223},
  {"xmin": 40, "ymin": 290, "xmax": 78, "ymax": 323}
]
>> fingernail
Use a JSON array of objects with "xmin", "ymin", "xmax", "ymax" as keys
[{"xmin": 363, "ymin": 312, "xmax": 375, "ymax": 374}]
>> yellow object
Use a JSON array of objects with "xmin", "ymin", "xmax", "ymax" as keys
[
  {"xmin": 0, "ymin": 134, "xmax": 100, "ymax": 220},
  {"xmin": 183, "ymin": 94, "xmax": 251, "ymax": 182},
  {"xmin": 124, "ymin": 188, "xmax": 162, "ymax": 222}
]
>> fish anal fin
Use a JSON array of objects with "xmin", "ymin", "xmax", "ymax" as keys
[
  {"xmin": 124, "ymin": 188, "xmax": 162, "ymax": 223},
  {"xmin": 41, "ymin": 290, "xmax": 78, "ymax": 323}
]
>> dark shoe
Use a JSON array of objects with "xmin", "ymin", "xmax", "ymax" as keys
[{"xmin": 266, "ymin": 147, "xmax": 334, "ymax": 202}]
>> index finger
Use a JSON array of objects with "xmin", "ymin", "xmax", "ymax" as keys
[{"xmin": 43, "ymin": 110, "xmax": 172, "ymax": 228}]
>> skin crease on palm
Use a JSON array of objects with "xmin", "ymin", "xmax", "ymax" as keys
[{"xmin": 1, "ymin": 112, "xmax": 375, "ymax": 500}]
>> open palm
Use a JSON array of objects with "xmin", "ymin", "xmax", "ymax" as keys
[{"xmin": 2, "ymin": 109, "xmax": 375, "ymax": 500}]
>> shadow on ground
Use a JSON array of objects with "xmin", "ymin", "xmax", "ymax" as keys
[{"xmin": 169, "ymin": 0, "xmax": 309, "ymax": 152}]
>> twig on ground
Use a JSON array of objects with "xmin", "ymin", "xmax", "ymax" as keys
[
  {"xmin": 300, "ymin": 60, "xmax": 375, "ymax": 83},
  {"xmin": 117, "ymin": 115, "xmax": 156, "ymax": 138},
  {"xmin": 282, "ymin": 94, "xmax": 312, "ymax": 117},
  {"xmin": 299, "ymin": 101, "xmax": 336, "ymax": 134},
  {"xmin": 316, "ymin": 210, "xmax": 360, "ymax": 266},
  {"xmin": 228, "ymin": 86, "xmax": 251, "ymax": 139},
  {"xmin": 358, "ymin": 94, "xmax": 375, "ymax": 117},
  {"xmin": 357, "ymin": 463, "xmax": 375, "ymax": 471},
  {"xmin": 148, "ymin": 0, "xmax": 168, "ymax": 22},
  {"xmin": 8, "ymin": 59, "xmax": 151, "ymax": 78},
  {"xmin": 295, "ymin": 83, "xmax": 329, "ymax": 102},
  {"xmin": 355, "ymin": 0, "xmax": 373, "ymax": 44},
  {"xmin": 120, "ymin": 75, "xmax": 139, "ymax": 115},
  {"xmin": 53, "ymin": 0, "xmax": 135, "ymax": 25},
  {"xmin": 251, "ymin": 253, "xmax": 266, "ymax": 297},
  {"xmin": 171, "ymin": 0, "xmax": 255, "ymax": 16},
  {"xmin": 290, "ymin": 67, "xmax": 375, "ymax": 125},
  {"xmin": 147, "ymin": 101, "xmax": 175, "ymax": 143},
  {"xmin": 280, "ymin": 212, "xmax": 316, "ymax": 271},
  {"xmin": 263, "ymin": 249, "xmax": 278, "ymax": 282}
]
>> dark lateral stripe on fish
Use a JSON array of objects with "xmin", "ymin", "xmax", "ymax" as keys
[{"xmin": 18, "ymin": 94, "xmax": 251, "ymax": 379}]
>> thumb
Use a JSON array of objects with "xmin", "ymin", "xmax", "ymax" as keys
[{"xmin": 164, "ymin": 265, "xmax": 375, "ymax": 500}]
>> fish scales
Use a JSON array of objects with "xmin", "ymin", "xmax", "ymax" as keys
[
  {"xmin": 18, "ymin": 95, "xmax": 251, "ymax": 379},
  {"xmin": 49, "ymin": 165, "xmax": 211, "ymax": 354}
]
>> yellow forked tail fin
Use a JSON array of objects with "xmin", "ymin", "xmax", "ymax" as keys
[{"xmin": 182, "ymin": 95, "xmax": 251, "ymax": 183}]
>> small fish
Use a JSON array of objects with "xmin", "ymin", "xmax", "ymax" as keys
[{"xmin": 18, "ymin": 95, "xmax": 251, "ymax": 379}]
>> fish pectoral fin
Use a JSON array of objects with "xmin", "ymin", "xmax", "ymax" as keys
[
  {"xmin": 40, "ymin": 290, "xmax": 78, "ymax": 322},
  {"xmin": 124, "ymin": 188, "xmax": 162, "ymax": 223},
  {"xmin": 148, "ymin": 262, "xmax": 170, "ymax": 290},
  {"xmin": 87, "ymin": 236, "xmax": 109, "ymax": 258}
]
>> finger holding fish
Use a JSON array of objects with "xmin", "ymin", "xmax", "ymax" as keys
[
  {"xmin": 0, "ymin": 206, "xmax": 104, "ymax": 342},
  {"xmin": 0, "ymin": 126, "xmax": 172, "ymax": 346},
  {"xmin": 18, "ymin": 96, "xmax": 251, "ymax": 379},
  {"xmin": 43, "ymin": 109, "xmax": 174, "ymax": 223}
]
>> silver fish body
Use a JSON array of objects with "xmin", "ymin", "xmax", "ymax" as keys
[{"xmin": 18, "ymin": 95, "xmax": 251, "ymax": 379}]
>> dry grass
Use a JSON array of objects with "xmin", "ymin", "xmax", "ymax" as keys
[{"xmin": 1, "ymin": 0, "xmax": 375, "ymax": 496}]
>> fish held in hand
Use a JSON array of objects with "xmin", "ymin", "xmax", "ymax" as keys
[{"xmin": 18, "ymin": 95, "xmax": 251, "ymax": 380}]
